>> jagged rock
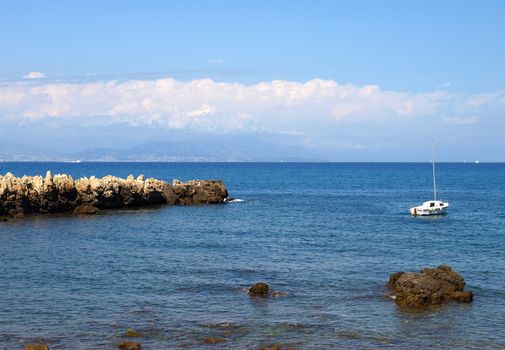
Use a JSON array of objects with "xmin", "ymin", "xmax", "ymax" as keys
[
  {"xmin": 25, "ymin": 344, "xmax": 49, "ymax": 350},
  {"xmin": 118, "ymin": 341, "xmax": 141, "ymax": 350},
  {"xmin": 173, "ymin": 179, "xmax": 228, "ymax": 204},
  {"xmin": 0, "ymin": 173, "xmax": 228, "ymax": 217},
  {"xmin": 387, "ymin": 265, "xmax": 473, "ymax": 307},
  {"xmin": 248, "ymin": 282, "xmax": 270, "ymax": 297}
]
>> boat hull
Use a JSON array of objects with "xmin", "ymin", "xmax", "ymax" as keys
[
  {"xmin": 410, "ymin": 201, "xmax": 449, "ymax": 216},
  {"xmin": 410, "ymin": 207, "xmax": 448, "ymax": 216}
]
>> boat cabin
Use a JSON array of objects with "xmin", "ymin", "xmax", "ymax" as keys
[{"xmin": 423, "ymin": 200, "xmax": 446, "ymax": 208}]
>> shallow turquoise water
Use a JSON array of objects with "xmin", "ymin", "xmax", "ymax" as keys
[{"xmin": 0, "ymin": 162, "xmax": 504, "ymax": 349}]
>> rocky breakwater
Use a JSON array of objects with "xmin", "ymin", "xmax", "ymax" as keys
[
  {"xmin": 0, "ymin": 172, "xmax": 228, "ymax": 217},
  {"xmin": 172, "ymin": 179, "xmax": 229, "ymax": 205},
  {"xmin": 387, "ymin": 265, "xmax": 473, "ymax": 307}
]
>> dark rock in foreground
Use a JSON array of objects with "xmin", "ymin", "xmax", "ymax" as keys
[
  {"xmin": 259, "ymin": 344, "xmax": 301, "ymax": 350},
  {"xmin": 25, "ymin": 344, "xmax": 49, "ymax": 350},
  {"xmin": 0, "ymin": 172, "xmax": 228, "ymax": 217},
  {"xmin": 248, "ymin": 282, "xmax": 288, "ymax": 298},
  {"xmin": 118, "ymin": 341, "xmax": 141, "ymax": 350},
  {"xmin": 387, "ymin": 265, "xmax": 473, "ymax": 307},
  {"xmin": 259, "ymin": 344, "xmax": 281, "ymax": 350},
  {"xmin": 248, "ymin": 282, "xmax": 270, "ymax": 297},
  {"xmin": 204, "ymin": 337, "xmax": 226, "ymax": 344},
  {"xmin": 73, "ymin": 204, "xmax": 99, "ymax": 215},
  {"xmin": 124, "ymin": 328, "xmax": 143, "ymax": 338}
]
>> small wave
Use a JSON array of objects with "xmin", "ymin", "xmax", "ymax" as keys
[
  {"xmin": 225, "ymin": 198, "xmax": 245, "ymax": 203},
  {"xmin": 202, "ymin": 322, "xmax": 244, "ymax": 329}
]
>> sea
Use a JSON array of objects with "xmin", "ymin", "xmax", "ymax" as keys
[{"xmin": 0, "ymin": 162, "xmax": 504, "ymax": 349}]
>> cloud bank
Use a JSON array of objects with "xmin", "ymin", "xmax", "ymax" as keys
[
  {"xmin": 0, "ymin": 77, "xmax": 503, "ymax": 133},
  {"xmin": 22, "ymin": 71, "xmax": 47, "ymax": 79}
]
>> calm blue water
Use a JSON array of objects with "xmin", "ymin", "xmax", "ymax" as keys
[{"xmin": 0, "ymin": 162, "xmax": 504, "ymax": 349}]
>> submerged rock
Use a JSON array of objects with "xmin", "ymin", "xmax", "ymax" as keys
[
  {"xmin": 259, "ymin": 345, "xmax": 301, "ymax": 350},
  {"xmin": 0, "ymin": 173, "xmax": 228, "ymax": 217},
  {"xmin": 259, "ymin": 345, "xmax": 281, "ymax": 350},
  {"xmin": 124, "ymin": 328, "xmax": 143, "ymax": 338},
  {"xmin": 9, "ymin": 207, "xmax": 25, "ymax": 218},
  {"xmin": 248, "ymin": 282, "xmax": 270, "ymax": 297},
  {"xmin": 451, "ymin": 290, "xmax": 474, "ymax": 302},
  {"xmin": 118, "ymin": 341, "xmax": 141, "ymax": 350},
  {"xmin": 387, "ymin": 265, "xmax": 473, "ymax": 307},
  {"xmin": 248, "ymin": 282, "xmax": 288, "ymax": 298},
  {"xmin": 25, "ymin": 344, "xmax": 49, "ymax": 350},
  {"xmin": 204, "ymin": 337, "xmax": 226, "ymax": 344},
  {"xmin": 73, "ymin": 204, "xmax": 99, "ymax": 215}
]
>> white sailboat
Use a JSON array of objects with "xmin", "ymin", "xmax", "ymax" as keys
[{"xmin": 410, "ymin": 140, "xmax": 449, "ymax": 216}]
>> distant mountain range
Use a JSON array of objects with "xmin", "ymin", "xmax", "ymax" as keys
[{"xmin": 0, "ymin": 137, "xmax": 324, "ymax": 162}]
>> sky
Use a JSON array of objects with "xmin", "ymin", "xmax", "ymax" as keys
[{"xmin": 1, "ymin": 0, "xmax": 505, "ymax": 161}]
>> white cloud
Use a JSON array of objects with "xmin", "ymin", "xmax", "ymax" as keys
[
  {"xmin": 441, "ymin": 116, "xmax": 478, "ymax": 124},
  {"xmin": 466, "ymin": 91, "xmax": 505, "ymax": 107},
  {"xmin": 22, "ymin": 71, "xmax": 47, "ymax": 79},
  {"xmin": 186, "ymin": 103, "xmax": 217, "ymax": 118},
  {"xmin": 0, "ymin": 76, "xmax": 499, "ymax": 133}
]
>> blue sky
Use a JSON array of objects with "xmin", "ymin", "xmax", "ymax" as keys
[{"xmin": 1, "ymin": 0, "xmax": 505, "ymax": 161}]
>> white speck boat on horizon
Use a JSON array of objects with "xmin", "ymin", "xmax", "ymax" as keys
[{"xmin": 410, "ymin": 140, "xmax": 449, "ymax": 216}]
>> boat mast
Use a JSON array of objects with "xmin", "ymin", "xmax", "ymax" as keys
[{"xmin": 432, "ymin": 138, "xmax": 437, "ymax": 201}]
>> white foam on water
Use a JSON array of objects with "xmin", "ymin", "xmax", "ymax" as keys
[{"xmin": 225, "ymin": 198, "xmax": 245, "ymax": 203}]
